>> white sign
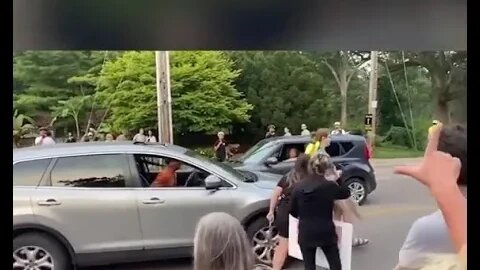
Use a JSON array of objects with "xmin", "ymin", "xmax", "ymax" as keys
[
  {"xmin": 371, "ymin": 100, "xmax": 378, "ymax": 109},
  {"xmin": 288, "ymin": 215, "xmax": 353, "ymax": 270}
]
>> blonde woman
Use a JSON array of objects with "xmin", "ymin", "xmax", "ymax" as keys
[
  {"xmin": 314, "ymin": 134, "xmax": 369, "ymax": 247},
  {"xmin": 194, "ymin": 212, "xmax": 269, "ymax": 270}
]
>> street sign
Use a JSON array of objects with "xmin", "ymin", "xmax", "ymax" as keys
[{"xmin": 365, "ymin": 114, "xmax": 373, "ymax": 131}]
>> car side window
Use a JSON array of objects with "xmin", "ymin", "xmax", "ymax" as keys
[
  {"xmin": 134, "ymin": 154, "xmax": 231, "ymax": 188},
  {"xmin": 279, "ymin": 143, "xmax": 305, "ymax": 162},
  {"xmin": 325, "ymin": 142, "xmax": 341, "ymax": 157},
  {"xmin": 50, "ymin": 155, "xmax": 128, "ymax": 188},
  {"xmin": 340, "ymin": 142, "xmax": 354, "ymax": 154},
  {"xmin": 13, "ymin": 159, "xmax": 52, "ymax": 187}
]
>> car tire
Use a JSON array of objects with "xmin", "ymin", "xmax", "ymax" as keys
[
  {"xmin": 344, "ymin": 178, "xmax": 368, "ymax": 205},
  {"xmin": 13, "ymin": 232, "xmax": 71, "ymax": 270},
  {"xmin": 246, "ymin": 216, "xmax": 277, "ymax": 266}
]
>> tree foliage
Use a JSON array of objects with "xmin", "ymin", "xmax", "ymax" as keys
[{"xmin": 96, "ymin": 51, "xmax": 252, "ymax": 134}]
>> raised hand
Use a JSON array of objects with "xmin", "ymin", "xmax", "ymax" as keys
[{"xmin": 394, "ymin": 124, "xmax": 461, "ymax": 194}]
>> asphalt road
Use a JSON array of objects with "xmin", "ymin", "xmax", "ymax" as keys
[{"xmin": 85, "ymin": 158, "xmax": 437, "ymax": 270}]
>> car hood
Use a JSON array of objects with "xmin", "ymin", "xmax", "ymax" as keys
[{"xmin": 250, "ymin": 171, "xmax": 281, "ymax": 190}]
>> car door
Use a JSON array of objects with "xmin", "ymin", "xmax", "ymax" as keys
[
  {"xmin": 31, "ymin": 154, "xmax": 144, "ymax": 254},
  {"xmin": 130, "ymin": 153, "xmax": 236, "ymax": 250}
]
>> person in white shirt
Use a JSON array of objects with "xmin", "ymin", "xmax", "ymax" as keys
[
  {"xmin": 330, "ymin": 122, "xmax": 346, "ymax": 135},
  {"xmin": 283, "ymin": 127, "xmax": 292, "ymax": 136},
  {"xmin": 146, "ymin": 130, "xmax": 157, "ymax": 142},
  {"xmin": 300, "ymin": 123, "xmax": 310, "ymax": 136},
  {"xmin": 395, "ymin": 124, "xmax": 467, "ymax": 270},
  {"xmin": 34, "ymin": 128, "xmax": 56, "ymax": 146},
  {"xmin": 133, "ymin": 128, "xmax": 147, "ymax": 143}
]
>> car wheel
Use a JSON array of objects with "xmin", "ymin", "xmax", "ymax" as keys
[
  {"xmin": 246, "ymin": 217, "xmax": 279, "ymax": 266},
  {"xmin": 13, "ymin": 232, "xmax": 71, "ymax": 270},
  {"xmin": 345, "ymin": 178, "xmax": 367, "ymax": 205}
]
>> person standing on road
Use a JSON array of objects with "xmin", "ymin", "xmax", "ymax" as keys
[
  {"xmin": 65, "ymin": 132, "xmax": 76, "ymax": 143},
  {"xmin": 290, "ymin": 152, "xmax": 351, "ymax": 270},
  {"xmin": 305, "ymin": 129, "xmax": 329, "ymax": 157},
  {"xmin": 266, "ymin": 125, "xmax": 276, "ymax": 138},
  {"xmin": 267, "ymin": 154, "xmax": 309, "ymax": 270},
  {"xmin": 133, "ymin": 128, "xmax": 147, "ymax": 143},
  {"xmin": 283, "ymin": 127, "xmax": 292, "ymax": 136},
  {"xmin": 300, "ymin": 124, "xmax": 310, "ymax": 136},
  {"xmin": 214, "ymin": 131, "xmax": 228, "ymax": 162},
  {"xmin": 395, "ymin": 124, "xmax": 467, "ymax": 270},
  {"xmin": 35, "ymin": 127, "xmax": 56, "ymax": 146},
  {"xmin": 330, "ymin": 121, "xmax": 346, "ymax": 136},
  {"xmin": 146, "ymin": 130, "xmax": 157, "ymax": 142}
]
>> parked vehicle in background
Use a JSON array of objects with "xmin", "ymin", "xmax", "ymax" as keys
[
  {"xmin": 13, "ymin": 142, "xmax": 282, "ymax": 269},
  {"xmin": 230, "ymin": 135, "xmax": 377, "ymax": 205}
]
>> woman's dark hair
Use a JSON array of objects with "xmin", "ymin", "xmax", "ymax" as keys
[
  {"xmin": 285, "ymin": 154, "xmax": 309, "ymax": 188},
  {"xmin": 438, "ymin": 124, "xmax": 467, "ymax": 186}
]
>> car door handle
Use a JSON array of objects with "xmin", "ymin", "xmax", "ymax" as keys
[
  {"xmin": 37, "ymin": 199, "xmax": 61, "ymax": 206},
  {"xmin": 142, "ymin": 197, "xmax": 165, "ymax": 205}
]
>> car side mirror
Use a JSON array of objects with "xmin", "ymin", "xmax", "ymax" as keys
[
  {"xmin": 205, "ymin": 175, "xmax": 222, "ymax": 190},
  {"xmin": 265, "ymin": 157, "xmax": 278, "ymax": 166}
]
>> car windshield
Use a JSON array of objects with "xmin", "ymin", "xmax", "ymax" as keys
[
  {"xmin": 238, "ymin": 140, "xmax": 277, "ymax": 163},
  {"xmin": 185, "ymin": 150, "xmax": 253, "ymax": 181}
]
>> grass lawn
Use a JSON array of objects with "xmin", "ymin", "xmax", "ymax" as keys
[{"xmin": 373, "ymin": 145, "xmax": 423, "ymax": 159}]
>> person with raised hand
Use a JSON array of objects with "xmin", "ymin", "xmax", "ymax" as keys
[{"xmin": 394, "ymin": 124, "xmax": 466, "ymax": 269}]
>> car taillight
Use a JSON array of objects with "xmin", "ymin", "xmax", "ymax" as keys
[{"xmin": 365, "ymin": 145, "xmax": 372, "ymax": 160}]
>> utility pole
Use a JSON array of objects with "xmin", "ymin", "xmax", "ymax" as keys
[
  {"xmin": 155, "ymin": 51, "xmax": 173, "ymax": 144},
  {"xmin": 367, "ymin": 51, "xmax": 379, "ymax": 148}
]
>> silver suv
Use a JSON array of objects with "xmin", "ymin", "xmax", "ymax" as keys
[{"xmin": 13, "ymin": 142, "xmax": 280, "ymax": 270}]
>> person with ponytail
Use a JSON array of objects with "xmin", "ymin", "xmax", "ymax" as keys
[
  {"xmin": 305, "ymin": 128, "xmax": 329, "ymax": 157},
  {"xmin": 289, "ymin": 152, "xmax": 351, "ymax": 270}
]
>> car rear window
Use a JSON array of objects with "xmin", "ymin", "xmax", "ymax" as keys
[{"xmin": 14, "ymin": 159, "xmax": 52, "ymax": 186}]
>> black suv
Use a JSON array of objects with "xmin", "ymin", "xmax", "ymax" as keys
[{"xmin": 231, "ymin": 135, "xmax": 376, "ymax": 205}]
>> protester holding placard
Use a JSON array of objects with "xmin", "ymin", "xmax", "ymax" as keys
[{"xmin": 290, "ymin": 152, "xmax": 352, "ymax": 270}]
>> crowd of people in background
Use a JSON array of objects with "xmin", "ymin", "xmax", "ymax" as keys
[{"xmin": 33, "ymin": 127, "xmax": 159, "ymax": 146}]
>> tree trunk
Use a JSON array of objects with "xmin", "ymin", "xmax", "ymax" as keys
[
  {"xmin": 74, "ymin": 116, "xmax": 80, "ymax": 139},
  {"xmin": 430, "ymin": 72, "xmax": 450, "ymax": 124},
  {"xmin": 339, "ymin": 65, "xmax": 348, "ymax": 126}
]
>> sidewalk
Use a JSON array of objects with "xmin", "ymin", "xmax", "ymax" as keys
[{"xmin": 370, "ymin": 158, "xmax": 421, "ymax": 168}]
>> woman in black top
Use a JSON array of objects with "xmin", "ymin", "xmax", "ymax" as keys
[
  {"xmin": 290, "ymin": 152, "xmax": 351, "ymax": 270},
  {"xmin": 267, "ymin": 154, "xmax": 309, "ymax": 270}
]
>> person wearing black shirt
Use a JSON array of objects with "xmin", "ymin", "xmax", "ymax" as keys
[
  {"xmin": 290, "ymin": 152, "xmax": 351, "ymax": 270},
  {"xmin": 267, "ymin": 154, "xmax": 309, "ymax": 270},
  {"xmin": 265, "ymin": 124, "xmax": 276, "ymax": 138},
  {"xmin": 214, "ymin": 131, "xmax": 227, "ymax": 162}
]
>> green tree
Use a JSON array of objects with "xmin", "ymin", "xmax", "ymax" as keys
[
  {"xmin": 51, "ymin": 96, "xmax": 92, "ymax": 138},
  {"xmin": 96, "ymin": 51, "xmax": 253, "ymax": 134},
  {"xmin": 13, "ymin": 51, "xmax": 113, "ymax": 133},
  {"xmin": 383, "ymin": 51, "xmax": 467, "ymax": 123},
  {"xmin": 13, "ymin": 110, "xmax": 35, "ymax": 147},
  {"xmin": 230, "ymin": 51, "xmax": 338, "ymax": 137}
]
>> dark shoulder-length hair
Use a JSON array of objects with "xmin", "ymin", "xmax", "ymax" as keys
[{"xmin": 285, "ymin": 154, "xmax": 309, "ymax": 188}]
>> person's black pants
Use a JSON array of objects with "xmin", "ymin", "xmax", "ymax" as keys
[{"xmin": 300, "ymin": 244, "xmax": 341, "ymax": 270}]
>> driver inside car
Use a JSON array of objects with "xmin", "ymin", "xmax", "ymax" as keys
[{"xmin": 151, "ymin": 159, "xmax": 182, "ymax": 187}]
